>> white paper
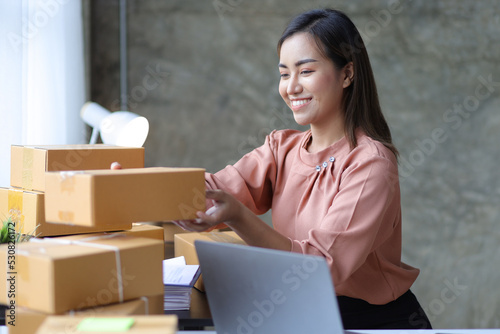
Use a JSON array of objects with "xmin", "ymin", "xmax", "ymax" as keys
[{"xmin": 162, "ymin": 256, "xmax": 200, "ymax": 286}]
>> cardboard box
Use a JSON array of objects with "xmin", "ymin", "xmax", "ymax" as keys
[
  {"xmin": 6, "ymin": 294, "xmax": 164, "ymax": 334},
  {"xmin": 5, "ymin": 306, "xmax": 45, "ymax": 334},
  {"xmin": 126, "ymin": 224, "xmax": 164, "ymax": 241},
  {"xmin": 44, "ymin": 167, "xmax": 206, "ymax": 227},
  {"xmin": 174, "ymin": 231, "xmax": 245, "ymax": 291},
  {"xmin": 48, "ymin": 223, "xmax": 164, "ymax": 242},
  {"xmin": 151, "ymin": 221, "xmax": 227, "ymax": 242},
  {"xmin": 35, "ymin": 315, "xmax": 177, "ymax": 334},
  {"xmin": 11, "ymin": 144, "xmax": 145, "ymax": 192},
  {"xmin": 0, "ymin": 187, "xmax": 133, "ymax": 237},
  {"xmin": 151, "ymin": 222, "xmax": 196, "ymax": 242},
  {"xmin": 0, "ymin": 235, "xmax": 164, "ymax": 314}
]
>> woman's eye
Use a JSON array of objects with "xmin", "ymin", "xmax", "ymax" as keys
[
  {"xmin": 280, "ymin": 73, "xmax": 289, "ymax": 78},
  {"xmin": 301, "ymin": 70, "xmax": 313, "ymax": 75}
]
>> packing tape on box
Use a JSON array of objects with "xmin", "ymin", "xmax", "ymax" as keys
[
  {"xmin": 58, "ymin": 210, "xmax": 75, "ymax": 223},
  {"xmin": 28, "ymin": 235, "xmax": 125, "ymax": 303},
  {"xmin": 58, "ymin": 171, "xmax": 84, "ymax": 193},
  {"xmin": 55, "ymin": 171, "xmax": 85, "ymax": 222},
  {"xmin": 140, "ymin": 296, "xmax": 150, "ymax": 314},
  {"xmin": 22, "ymin": 147, "xmax": 34, "ymax": 189},
  {"xmin": 8, "ymin": 188, "xmax": 23, "ymax": 213},
  {"xmin": 7, "ymin": 189, "xmax": 24, "ymax": 232}
]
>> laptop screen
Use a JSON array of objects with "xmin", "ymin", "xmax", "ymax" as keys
[{"xmin": 195, "ymin": 241, "xmax": 344, "ymax": 334}]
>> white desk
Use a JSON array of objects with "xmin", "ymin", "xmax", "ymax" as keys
[
  {"xmin": 2, "ymin": 325, "xmax": 498, "ymax": 333},
  {"xmin": 179, "ymin": 330, "xmax": 499, "ymax": 334}
]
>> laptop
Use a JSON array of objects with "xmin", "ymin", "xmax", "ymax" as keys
[{"xmin": 195, "ymin": 240, "xmax": 345, "ymax": 334}]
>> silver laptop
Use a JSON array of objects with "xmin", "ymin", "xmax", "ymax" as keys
[{"xmin": 195, "ymin": 240, "xmax": 345, "ymax": 334}]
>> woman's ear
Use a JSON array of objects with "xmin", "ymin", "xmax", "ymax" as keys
[{"xmin": 342, "ymin": 62, "xmax": 354, "ymax": 88}]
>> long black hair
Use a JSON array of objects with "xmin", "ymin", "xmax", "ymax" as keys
[{"xmin": 277, "ymin": 9, "xmax": 398, "ymax": 157}]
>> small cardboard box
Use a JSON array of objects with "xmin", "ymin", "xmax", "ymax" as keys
[
  {"xmin": 48, "ymin": 223, "xmax": 164, "ymax": 242},
  {"xmin": 6, "ymin": 294, "xmax": 164, "ymax": 334},
  {"xmin": 106, "ymin": 223, "xmax": 164, "ymax": 241},
  {"xmin": 0, "ymin": 187, "xmax": 132, "ymax": 237},
  {"xmin": 44, "ymin": 167, "xmax": 206, "ymax": 227},
  {"xmin": 174, "ymin": 231, "xmax": 245, "ymax": 291},
  {"xmin": 11, "ymin": 144, "xmax": 145, "ymax": 192},
  {"xmin": 152, "ymin": 222, "xmax": 198, "ymax": 242},
  {"xmin": 35, "ymin": 315, "xmax": 177, "ymax": 334},
  {"xmin": 152, "ymin": 221, "xmax": 227, "ymax": 242},
  {"xmin": 0, "ymin": 235, "xmax": 164, "ymax": 314}
]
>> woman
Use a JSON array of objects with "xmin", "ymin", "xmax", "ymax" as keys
[{"xmin": 175, "ymin": 8, "xmax": 431, "ymax": 330}]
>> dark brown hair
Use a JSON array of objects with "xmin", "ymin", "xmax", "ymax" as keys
[{"xmin": 277, "ymin": 8, "xmax": 398, "ymax": 157}]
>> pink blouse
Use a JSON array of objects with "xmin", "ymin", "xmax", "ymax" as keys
[{"xmin": 205, "ymin": 129, "xmax": 419, "ymax": 304}]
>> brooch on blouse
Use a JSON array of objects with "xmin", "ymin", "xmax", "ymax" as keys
[{"xmin": 315, "ymin": 156, "xmax": 335, "ymax": 171}]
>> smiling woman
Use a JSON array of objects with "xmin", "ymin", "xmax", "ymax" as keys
[
  {"xmin": 276, "ymin": 8, "xmax": 397, "ymax": 157},
  {"xmin": 173, "ymin": 8, "xmax": 432, "ymax": 330},
  {"xmin": 278, "ymin": 32, "xmax": 348, "ymax": 151}
]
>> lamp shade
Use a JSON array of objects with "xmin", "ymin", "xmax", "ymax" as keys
[{"xmin": 80, "ymin": 102, "xmax": 149, "ymax": 147}]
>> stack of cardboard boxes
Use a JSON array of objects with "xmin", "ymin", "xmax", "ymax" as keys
[
  {"xmin": 0, "ymin": 144, "xmax": 208, "ymax": 333},
  {"xmin": 3, "ymin": 144, "xmax": 146, "ymax": 236}
]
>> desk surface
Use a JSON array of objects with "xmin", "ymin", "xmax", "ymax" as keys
[{"xmin": 0, "ymin": 327, "xmax": 497, "ymax": 333}]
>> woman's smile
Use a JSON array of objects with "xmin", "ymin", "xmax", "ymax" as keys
[{"xmin": 290, "ymin": 98, "xmax": 312, "ymax": 110}]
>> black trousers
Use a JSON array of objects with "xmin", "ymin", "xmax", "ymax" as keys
[{"xmin": 337, "ymin": 290, "xmax": 432, "ymax": 330}]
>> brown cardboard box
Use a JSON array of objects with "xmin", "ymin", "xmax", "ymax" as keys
[
  {"xmin": 174, "ymin": 231, "xmax": 246, "ymax": 291},
  {"xmin": 48, "ymin": 224, "xmax": 164, "ymax": 242},
  {"xmin": 44, "ymin": 167, "xmax": 206, "ymax": 227},
  {"xmin": 5, "ymin": 306, "xmax": 45, "ymax": 334},
  {"xmin": 152, "ymin": 222, "xmax": 197, "ymax": 242},
  {"xmin": 0, "ymin": 235, "xmax": 164, "ymax": 314},
  {"xmin": 155, "ymin": 222, "xmax": 229, "ymax": 258},
  {"xmin": 6, "ymin": 294, "xmax": 164, "ymax": 334},
  {"xmin": 35, "ymin": 315, "xmax": 177, "ymax": 334},
  {"xmin": 10, "ymin": 144, "xmax": 144, "ymax": 192},
  {"xmin": 0, "ymin": 187, "xmax": 132, "ymax": 237},
  {"xmin": 126, "ymin": 224, "xmax": 164, "ymax": 241},
  {"xmin": 155, "ymin": 222, "xmax": 228, "ymax": 242}
]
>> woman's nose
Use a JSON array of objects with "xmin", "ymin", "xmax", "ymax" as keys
[{"xmin": 287, "ymin": 76, "xmax": 303, "ymax": 95}]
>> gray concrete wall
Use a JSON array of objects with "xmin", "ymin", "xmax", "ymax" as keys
[{"xmin": 89, "ymin": 0, "xmax": 500, "ymax": 328}]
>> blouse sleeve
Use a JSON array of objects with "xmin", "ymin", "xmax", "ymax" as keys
[
  {"xmin": 205, "ymin": 131, "xmax": 278, "ymax": 215},
  {"xmin": 290, "ymin": 153, "xmax": 402, "ymax": 286}
]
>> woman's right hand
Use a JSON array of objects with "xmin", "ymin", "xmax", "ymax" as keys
[{"xmin": 172, "ymin": 190, "xmax": 243, "ymax": 232}]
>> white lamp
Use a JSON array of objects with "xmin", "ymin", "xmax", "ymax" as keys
[{"xmin": 80, "ymin": 102, "xmax": 149, "ymax": 147}]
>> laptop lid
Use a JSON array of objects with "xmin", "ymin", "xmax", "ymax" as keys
[{"xmin": 195, "ymin": 240, "xmax": 345, "ymax": 334}]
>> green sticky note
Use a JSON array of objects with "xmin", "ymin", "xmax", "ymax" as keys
[{"xmin": 77, "ymin": 318, "xmax": 135, "ymax": 332}]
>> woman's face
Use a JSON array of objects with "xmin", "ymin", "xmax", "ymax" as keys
[{"xmin": 278, "ymin": 32, "xmax": 349, "ymax": 127}]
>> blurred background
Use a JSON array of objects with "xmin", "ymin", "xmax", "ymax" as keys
[{"xmin": 2, "ymin": 0, "xmax": 499, "ymax": 329}]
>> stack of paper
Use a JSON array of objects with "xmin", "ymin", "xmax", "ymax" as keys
[{"xmin": 163, "ymin": 256, "xmax": 201, "ymax": 310}]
